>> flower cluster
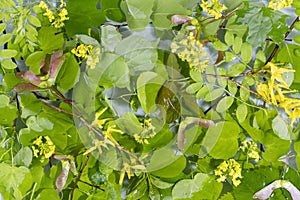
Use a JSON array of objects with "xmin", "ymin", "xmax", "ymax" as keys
[
  {"xmin": 214, "ymin": 159, "xmax": 242, "ymax": 186},
  {"xmin": 86, "ymin": 47, "xmax": 101, "ymax": 69},
  {"xmin": 268, "ymin": 0, "xmax": 293, "ymax": 10},
  {"xmin": 256, "ymin": 62, "xmax": 300, "ymax": 125},
  {"xmin": 39, "ymin": 0, "xmax": 69, "ymax": 29},
  {"xmin": 71, "ymin": 44, "xmax": 93, "ymax": 59},
  {"xmin": 240, "ymin": 140, "xmax": 260, "ymax": 162},
  {"xmin": 31, "ymin": 136, "xmax": 55, "ymax": 163},
  {"xmin": 133, "ymin": 119, "xmax": 156, "ymax": 144},
  {"xmin": 200, "ymin": 0, "xmax": 227, "ymax": 19},
  {"xmin": 171, "ymin": 32, "xmax": 209, "ymax": 72}
]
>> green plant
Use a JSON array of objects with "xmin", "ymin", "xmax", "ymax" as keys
[{"xmin": 1, "ymin": 0, "xmax": 300, "ymax": 199}]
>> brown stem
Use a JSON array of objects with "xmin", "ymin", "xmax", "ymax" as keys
[
  {"xmin": 265, "ymin": 16, "xmax": 300, "ymax": 64},
  {"xmin": 70, "ymin": 154, "xmax": 90, "ymax": 200},
  {"xmin": 78, "ymin": 179, "xmax": 105, "ymax": 191}
]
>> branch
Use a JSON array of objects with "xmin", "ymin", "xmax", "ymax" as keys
[{"xmin": 265, "ymin": 16, "xmax": 300, "ymax": 64}]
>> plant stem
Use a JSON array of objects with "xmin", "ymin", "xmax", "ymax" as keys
[{"xmin": 265, "ymin": 16, "xmax": 300, "ymax": 64}]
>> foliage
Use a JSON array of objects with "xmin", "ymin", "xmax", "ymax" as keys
[{"xmin": 2, "ymin": 0, "xmax": 300, "ymax": 199}]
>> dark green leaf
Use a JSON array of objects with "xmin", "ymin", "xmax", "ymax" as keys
[{"xmin": 38, "ymin": 27, "xmax": 64, "ymax": 53}]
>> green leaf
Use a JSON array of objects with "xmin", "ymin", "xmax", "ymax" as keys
[
  {"xmin": 236, "ymin": 104, "xmax": 248, "ymax": 123},
  {"xmin": 19, "ymin": 94, "xmax": 42, "ymax": 118},
  {"xmin": 186, "ymin": 82, "xmax": 202, "ymax": 94},
  {"xmin": 56, "ymin": 53, "xmax": 80, "ymax": 90},
  {"xmin": 0, "ymin": 49, "xmax": 18, "ymax": 58},
  {"xmin": 65, "ymin": 0, "xmax": 106, "ymax": 37},
  {"xmin": 152, "ymin": 0, "xmax": 192, "ymax": 29},
  {"xmin": 101, "ymin": 0, "xmax": 126, "ymax": 22},
  {"xmin": 0, "ymin": 23, "xmax": 6, "ymax": 33},
  {"xmin": 240, "ymin": 86, "xmax": 250, "ymax": 101},
  {"xmin": 1, "ymin": 59, "xmax": 17, "ymax": 69},
  {"xmin": 89, "ymin": 52, "xmax": 129, "ymax": 88},
  {"xmin": 272, "ymin": 115, "xmax": 293, "ymax": 140},
  {"xmin": 15, "ymin": 147, "xmax": 32, "ymax": 167},
  {"xmin": 75, "ymin": 34, "xmax": 100, "ymax": 46},
  {"xmin": 277, "ymin": 44, "xmax": 300, "ymax": 84},
  {"xmin": 120, "ymin": 0, "xmax": 154, "ymax": 31},
  {"xmin": 227, "ymin": 63, "xmax": 246, "ymax": 76},
  {"xmin": 149, "ymin": 149, "xmax": 186, "ymax": 177},
  {"xmin": 36, "ymin": 189, "xmax": 60, "ymax": 200},
  {"xmin": 38, "ymin": 27, "xmax": 64, "ymax": 53},
  {"xmin": 225, "ymin": 25, "xmax": 247, "ymax": 38},
  {"xmin": 201, "ymin": 121, "xmax": 240, "ymax": 159},
  {"xmin": 237, "ymin": 4, "xmax": 272, "ymax": 47},
  {"xmin": 204, "ymin": 88, "xmax": 224, "ymax": 102},
  {"xmin": 137, "ymin": 72, "xmax": 166, "ymax": 113},
  {"xmin": 172, "ymin": 173, "xmax": 222, "ymax": 200},
  {"xmin": 101, "ymin": 25, "xmax": 122, "ymax": 52},
  {"xmin": 25, "ymin": 51, "xmax": 46, "ymax": 74},
  {"xmin": 0, "ymin": 101, "xmax": 18, "ymax": 126},
  {"xmin": 115, "ymin": 112, "xmax": 143, "ymax": 135},
  {"xmin": 0, "ymin": 33, "xmax": 12, "ymax": 46},
  {"xmin": 27, "ymin": 15, "xmax": 41, "ymax": 27},
  {"xmin": 212, "ymin": 40, "xmax": 228, "ymax": 51},
  {"xmin": 115, "ymin": 35, "xmax": 158, "ymax": 76},
  {"xmin": 151, "ymin": 176, "xmax": 174, "ymax": 189},
  {"xmin": 216, "ymin": 96, "xmax": 234, "ymax": 113},
  {"xmin": 232, "ymin": 36, "xmax": 243, "ymax": 54},
  {"xmin": 0, "ymin": 163, "xmax": 30, "ymax": 192},
  {"xmin": 241, "ymin": 42, "xmax": 252, "ymax": 64},
  {"xmin": 225, "ymin": 31, "xmax": 235, "ymax": 46}
]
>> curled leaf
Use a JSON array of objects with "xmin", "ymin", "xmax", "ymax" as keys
[
  {"xmin": 16, "ymin": 71, "xmax": 42, "ymax": 86},
  {"xmin": 14, "ymin": 83, "xmax": 40, "ymax": 92},
  {"xmin": 49, "ymin": 50, "xmax": 65, "ymax": 81}
]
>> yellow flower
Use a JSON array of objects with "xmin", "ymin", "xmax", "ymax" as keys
[
  {"xmin": 58, "ymin": 8, "xmax": 69, "ymax": 21},
  {"xmin": 39, "ymin": 1, "xmax": 48, "ymax": 10},
  {"xmin": 215, "ymin": 159, "xmax": 242, "ymax": 186},
  {"xmin": 72, "ymin": 44, "xmax": 93, "ymax": 58},
  {"xmin": 240, "ymin": 140, "xmax": 260, "ymax": 162},
  {"xmin": 200, "ymin": 0, "xmax": 227, "ymax": 19},
  {"xmin": 31, "ymin": 136, "xmax": 55, "ymax": 163},
  {"xmin": 268, "ymin": 0, "xmax": 293, "ymax": 10},
  {"xmin": 171, "ymin": 32, "xmax": 209, "ymax": 71},
  {"xmin": 60, "ymin": 0, "xmax": 67, "ymax": 8},
  {"xmin": 43, "ymin": 8, "xmax": 55, "ymax": 22}
]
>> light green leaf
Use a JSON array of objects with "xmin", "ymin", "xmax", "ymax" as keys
[
  {"xmin": 272, "ymin": 115, "xmax": 293, "ymax": 140},
  {"xmin": 212, "ymin": 40, "xmax": 228, "ymax": 51},
  {"xmin": 232, "ymin": 36, "xmax": 243, "ymax": 54},
  {"xmin": 204, "ymin": 88, "xmax": 224, "ymax": 102},
  {"xmin": 216, "ymin": 96, "xmax": 234, "ymax": 113},
  {"xmin": 186, "ymin": 82, "xmax": 202, "ymax": 94},
  {"xmin": 227, "ymin": 63, "xmax": 246, "ymax": 76},
  {"xmin": 172, "ymin": 173, "xmax": 222, "ymax": 200},
  {"xmin": 0, "ymin": 49, "xmax": 18, "ymax": 58},
  {"xmin": 0, "ymin": 23, "xmax": 6, "ymax": 33},
  {"xmin": 36, "ymin": 189, "xmax": 60, "ymax": 200},
  {"xmin": 137, "ymin": 72, "xmax": 166, "ymax": 113},
  {"xmin": 101, "ymin": 25, "xmax": 122, "ymax": 52},
  {"xmin": 27, "ymin": 15, "xmax": 41, "ymax": 27},
  {"xmin": 152, "ymin": 0, "xmax": 192, "ymax": 29},
  {"xmin": 201, "ymin": 121, "xmax": 240, "ymax": 159},
  {"xmin": 15, "ymin": 147, "xmax": 32, "ymax": 167},
  {"xmin": 75, "ymin": 34, "xmax": 100, "ymax": 46},
  {"xmin": 115, "ymin": 35, "xmax": 158, "ymax": 76},
  {"xmin": 152, "ymin": 176, "xmax": 174, "ymax": 189},
  {"xmin": 90, "ymin": 52, "xmax": 129, "ymax": 88},
  {"xmin": 0, "ymin": 33, "xmax": 12, "ymax": 46},
  {"xmin": 241, "ymin": 42, "xmax": 252, "ymax": 64},
  {"xmin": 0, "ymin": 94, "xmax": 9, "ymax": 108},
  {"xmin": 1, "ymin": 59, "xmax": 17, "ymax": 69},
  {"xmin": 25, "ymin": 51, "xmax": 45, "ymax": 74},
  {"xmin": 225, "ymin": 31, "xmax": 235, "ymax": 46},
  {"xmin": 120, "ymin": 0, "xmax": 154, "ymax": 31},
  {"xmin": 236, "ymin": 104, "xmax": 248, "ymax": 123},
  {"xmin": 0, "ymin": 163, "xmax": 30, "ymax": 192}
]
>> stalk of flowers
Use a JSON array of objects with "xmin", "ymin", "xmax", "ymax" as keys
[
  {"xmin": 240, "ymin": 140, "xmax": 260, "ymax": 162},
  {"xmin": 71, "ymin": 44, "xmax": 100, "ymax": 69},
  {"xmin": 256, "ymin": 62, "xmax": 300, "ymax": 125},
  {"xmin": 31, "ymin": 136, "xmax": 56, "ymax": 163},
  {"xmin": 171, "ymin": 32, "xmax": 209, "ymax": 72},
  {"xmin": 214, "ymin": 159, "xmax": 243, "ymax": 186},
  {"xmin": 200, "ymin": 0, "xmax": 227, "ymax": 19},
  {"xmin": 39, "ymin": 0, "xmax": 69, "ymax": 29},
  {"xmin": 268, "ymin": 0, "xmax": 293, "ymax": 10}
]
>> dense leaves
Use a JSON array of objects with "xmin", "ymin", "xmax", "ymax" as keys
[{"xmin": 1, "ymin": 0, "xmax": 300, "ymax": 199}]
